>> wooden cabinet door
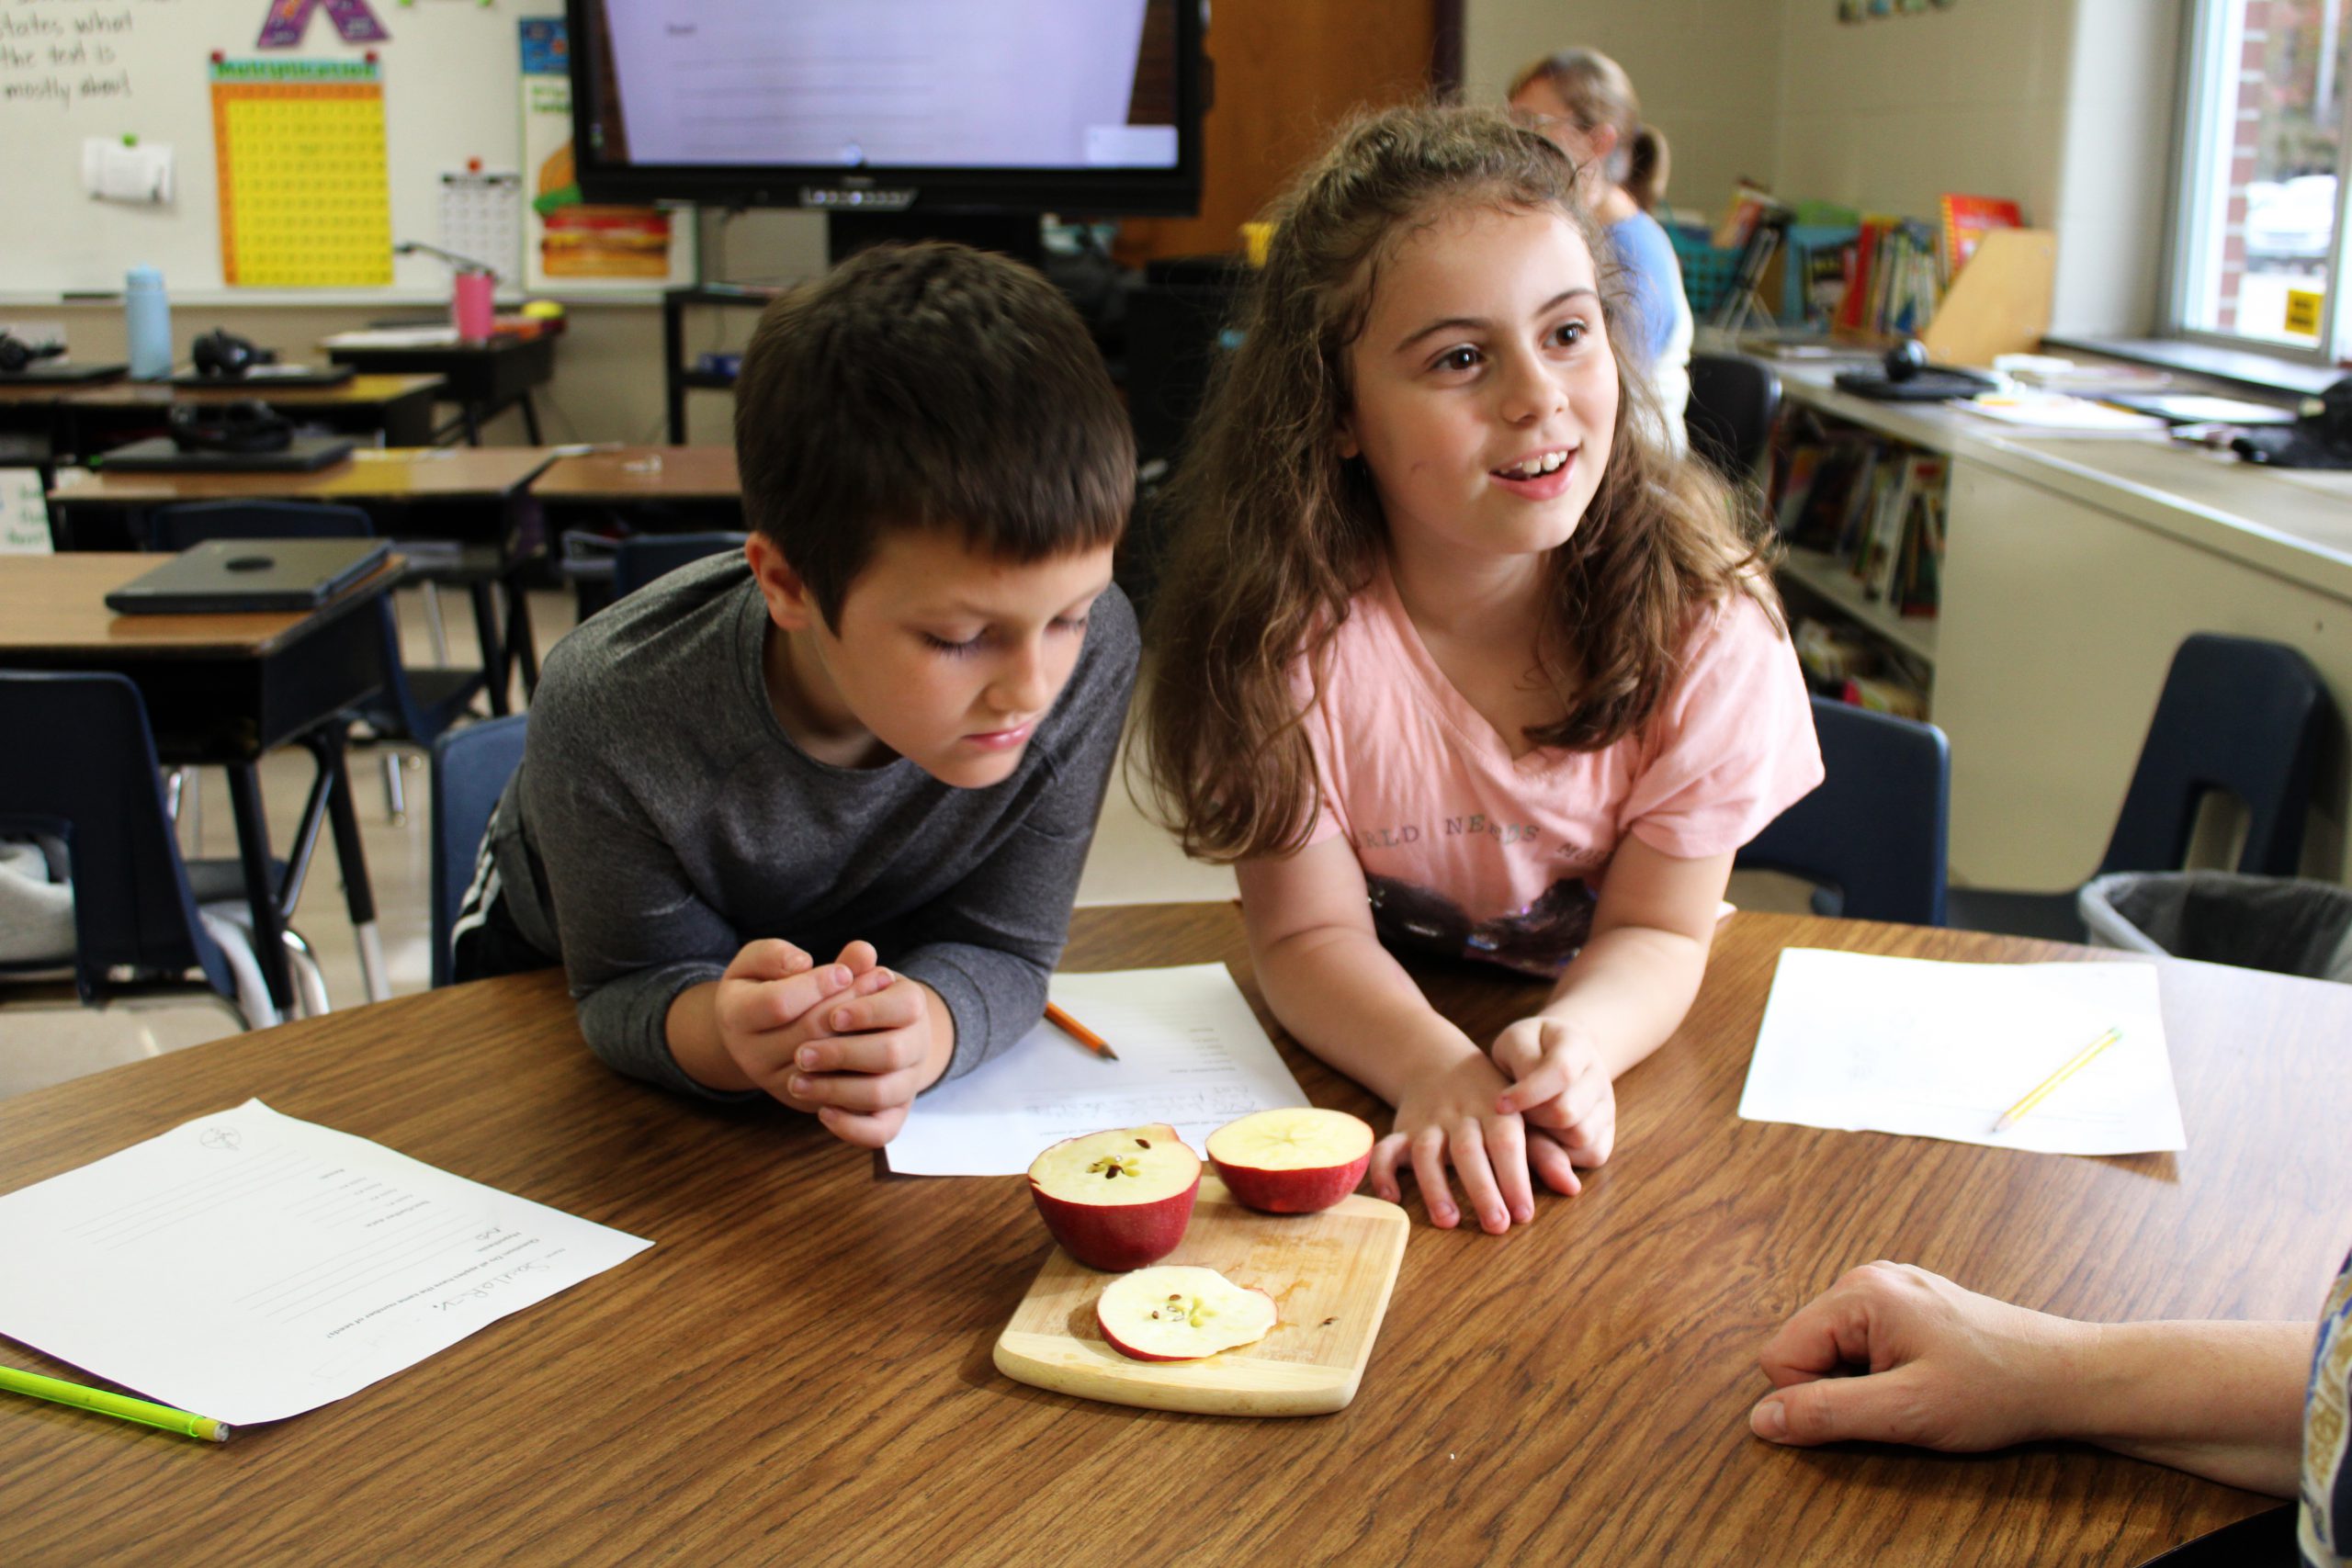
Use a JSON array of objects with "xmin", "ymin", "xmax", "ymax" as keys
[{"xmin": 1118, "ymin": 0, "xmax": 1449, "ymax": 263}]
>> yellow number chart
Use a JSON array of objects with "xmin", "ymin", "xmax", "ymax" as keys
[{"xmin": 211, "ymin": 59, "xmax": 392, "ymax": 288}]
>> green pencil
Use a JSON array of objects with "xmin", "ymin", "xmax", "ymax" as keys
[{"xmin": 0, "ymin": 1365, "xmax": 231, "ymax": 1443}]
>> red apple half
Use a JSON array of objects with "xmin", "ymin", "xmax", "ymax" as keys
[
  {"xmin": 1027, "ymin": 1123, "xmax": 1201, "ymax": 1271},
  {"xmin": 1097, "ymin": 1265, "xmax": 1278, "ymax": 1362},
  {"xmin": 1205, "ymin": 1107, "xmax": 1374, "ymax": 1213}
]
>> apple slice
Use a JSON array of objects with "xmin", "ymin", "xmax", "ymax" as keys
[
  {"xmin": 1097, "ymin": 1265, "xmax": 1278, "ymax": 1362},
  {"xmin": 1027, "ymin": 1123, "xmax": 1201, "ymax": 1271},
  {"xmin": 1206, "ymin": 1107, "xmax": 1374, "ymax": 1213}
]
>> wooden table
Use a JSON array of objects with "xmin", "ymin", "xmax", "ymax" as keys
[
  {"xmin": 56, "ymin": 375, "xmax": 445, "ymax": 457},
  {"xmin": 45, "ymin": 447, "xmax": 558, "ymax": 711},
  {"xmin": 1, "ymin": 907, "xmax": 2346, "ymax": 1565},
  {"xmin": 526, "ymin": 445, "xmax": 741, "ymax": 503},
  {"xmin": 0, "ymin": 553, "xmax": 401, "ymax": 1012},
  {"xmin": 324, "ymin": 332, "xmax": 559, "ymax": 446}
]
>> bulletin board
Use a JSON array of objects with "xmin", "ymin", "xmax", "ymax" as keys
[{"xmin": 0, "ymin": 0, "xmax": 689, "ymax": 303}]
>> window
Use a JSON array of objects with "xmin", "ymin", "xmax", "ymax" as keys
[{"xmin": 2170, "ymin": 0, "xmax": 2352, "ymax": 360}]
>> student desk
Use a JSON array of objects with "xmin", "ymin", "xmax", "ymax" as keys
[
  {"xmin": 53, "ymin": 375, "xmax": 445, "ymax": 462},
  {"xmin": 1, "ymin": 906, "xmax": 2345, "ymax": 1565},
  {"xmin": 0, "ymin": 553, "xmax": 401, "ymax": 1013},
  {"xmin": 44, "ymin": 447, "xmax": 558, "ymax": 713},
  {"xmin": 526, "ymin": 445, "xmax": 741, "ymax": 504},
  {"xmin": 322, "ymin": 333, "xmax": 560, "ymax": 446}
]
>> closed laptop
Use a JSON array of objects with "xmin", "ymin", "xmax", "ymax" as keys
[{"xmin": 105, "ymin": 537, "xmax": 392, "ymax": 615}]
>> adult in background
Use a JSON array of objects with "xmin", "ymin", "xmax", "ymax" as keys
[{"xmin": 1509, "ymin": 49, "xmax": 1692, "ymax": 433}]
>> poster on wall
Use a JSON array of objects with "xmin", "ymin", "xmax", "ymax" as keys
[
  {"xmin": 519, "ymin": 17, "xmax": 694, "ymax": 292},
  {"xmin": 213, "ymin": 58, "xmax": 393, "ymax": 287}
]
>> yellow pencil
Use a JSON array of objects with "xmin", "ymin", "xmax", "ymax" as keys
[
  {"xmin": 1044, "ymin": 1001, "xmax": 1119, "ymax": 1061},
  {"xmin": 1991, "ymin": 1026, "xmax": 2124, "ymax": 1134}
]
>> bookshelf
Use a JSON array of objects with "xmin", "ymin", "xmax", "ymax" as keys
[{"xmin": 1778, "ymin": 547, "xmax": 1939, "ymax": 665}]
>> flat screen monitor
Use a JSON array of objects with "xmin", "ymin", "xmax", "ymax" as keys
[{"xmin": 565, "ymin": 0, "xmax": 1204, "ymax": 220}]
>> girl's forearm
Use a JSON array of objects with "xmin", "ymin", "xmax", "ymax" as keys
[
  {"xmin": 2062, "ymin": 1319, "xmax": 2311, "ymax": 1496},
  {"xmin": 1250, "ymin": 924, "xmax": 1481, "ymax": 1106},
  {"xmin": 1539, "ymin": 925, "xmax": 1710, "ymax": 1077}
]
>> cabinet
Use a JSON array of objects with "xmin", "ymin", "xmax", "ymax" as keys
[{"xmin": 1764, "ymin": 358, "xmax": 2352, "ymax": 887}]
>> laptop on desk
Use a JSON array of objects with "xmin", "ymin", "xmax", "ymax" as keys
[
  {"xmin": 105, "ymin": 537, "xmax": 393, "ymax": 615},
  {"xmin": 96, "ymin": 435, "xmax": 358, "ymax": 474}
]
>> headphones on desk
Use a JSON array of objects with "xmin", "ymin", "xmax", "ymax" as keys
[
  {"xmin": 0, "ymin": 332, "xmax": 65, "ymax": 374},
  {"xmin": 190, "ymin": 329, "xmax": 279, "ymax": 379},
  {"xmin": 168, "ymin": 398, "xmax": 294, "ymax": 455}
]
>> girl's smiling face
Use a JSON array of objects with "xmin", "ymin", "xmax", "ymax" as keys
[{"xmin": 1339, "ymin": 202, "xmax": 1618, "ymax": 568}]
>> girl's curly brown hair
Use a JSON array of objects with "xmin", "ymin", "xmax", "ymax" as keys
[{"xmin": 1138, "ymin": 101, "xmax": 1780, "ymax": 865}]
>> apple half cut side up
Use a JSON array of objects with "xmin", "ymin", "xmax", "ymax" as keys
[
  {"xmin": 1027, "ymin": 1123, "xmax": 1202, "ymax": 1271},
  {"xmin": 1206, "ymin": 1108, "xmax": 1375, "ymax": 1214},
  {"xmin": 1097, "ymin": 1265, "xmax": 1278, "ymax": 1362}
]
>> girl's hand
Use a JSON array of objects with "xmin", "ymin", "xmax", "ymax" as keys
[
  {"xmin": 1369, "ymin": 1054, "xmax": 1575, "ymax": 1233},
  {"xmin": 1492, "ymin": 1015, "xmax": 1617, "ymax": 1170}
]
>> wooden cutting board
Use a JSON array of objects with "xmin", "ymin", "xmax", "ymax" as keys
[{"xmin": 993, "ymin": 1176, "xmax": 1408, "ymax": 1416}]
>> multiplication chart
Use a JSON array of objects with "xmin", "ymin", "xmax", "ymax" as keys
[{"xmin": 211, "ymin": 58, "xmax": 392, "ymax": 287}]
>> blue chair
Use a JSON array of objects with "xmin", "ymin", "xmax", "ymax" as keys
[
  {"xmin": 611, "ymin": 531, "xmax": 749, "ymax": 599},
  {"xmin": 1738, "ymin": 695, "xmax": 1951, "ymax": 927},
  {"xmin": 1946, "ymin": 633, "xmax": 2330, "ymax": 943},
  {"xmin": 152, "ymin": 500, "xmax": 489, "ymax": 822},
  {"xmin": 0, "ymin": 671, "xmax": 319, "ymax": 1028},
  {"xmin": 429, "ymin": 715, "xmax": 528, "ymax": 987}
]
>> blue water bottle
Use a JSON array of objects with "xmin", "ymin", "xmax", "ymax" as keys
[{"xmin": 124, "ymin": 265, "xmax": 172, "ymax": 380}]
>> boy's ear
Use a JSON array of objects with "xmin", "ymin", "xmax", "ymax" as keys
[{"xmin": 745, "ymin": 533, "xmax": 820, "ymax": 633}]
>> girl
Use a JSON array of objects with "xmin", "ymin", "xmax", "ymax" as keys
[
  {"xmin": 1508, "ymin": 51, "xmax": 1693, "ymax": 431},
  {"xmin": 1141, "ymin": 104, "xmax": 1821, "ymax": 1235}
]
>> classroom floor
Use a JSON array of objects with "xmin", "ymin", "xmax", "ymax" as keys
[{"xmin": 0, "ymin": 586, "xmax": 1809, "ymax": 1099}]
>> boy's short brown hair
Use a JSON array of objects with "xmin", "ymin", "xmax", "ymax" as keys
[{"xmin": 732, "ymin": 242, "xmax": 1135, "ymax": 626}]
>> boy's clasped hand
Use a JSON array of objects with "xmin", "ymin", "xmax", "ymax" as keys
[{"xmin": 714, "ymin": 938, "xmax": 951, "ymax": 1147}]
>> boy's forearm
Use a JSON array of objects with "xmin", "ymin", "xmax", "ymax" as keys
[
  {"xmin": 2061, "ymin": 1319, "xmax": 2311, "ymax": 1496},
  {"xmin": 1538, "ymin": 925, "xmax": 1710, "ymax": 1077},
  {"xmin": 1251, "ymin": 924, "xmax": 1480, "ymax": 1105}
]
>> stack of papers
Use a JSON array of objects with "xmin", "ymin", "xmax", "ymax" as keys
[
  {"xmin": 1737, "ymin": 949, "xmax": 2185, "ymax": 1155},
  {"xmin": 1958, "ymin": 391, "xmax": 2169, "ymax": 434},
  {"xmin": 0, "ymin": 1101, "xmax": 650, "ymax": 1425},
  {"xmin": 888, "ymin": 964, "xmax": 1310, "ymax": 1177}
]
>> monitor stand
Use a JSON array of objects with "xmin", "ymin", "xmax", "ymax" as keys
[{"xmin": 825, "ymin": 211, "xmax": 1046, "ymax": 271}]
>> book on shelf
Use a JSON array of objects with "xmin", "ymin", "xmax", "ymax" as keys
[
  {"xmin": 1770, "ymin": 422, "xmax": 1949, "ymax": 623},
  {"xmin": 1939, "ymin": 193, "xmax": 2025, "ymax": 276}
]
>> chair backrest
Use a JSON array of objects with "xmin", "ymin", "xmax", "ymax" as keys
[
  {"xmin": 429, "ymin": 715, "xmax": 528, "ymax": 987},
  {"xmin": 1738, "ymin": 695, "xmax": 1951, "ymax": 926},
  {"xmin": 612, "ymin": 531, "xmax": 750, "ymax": 598},
  {"xmin": 150, "ymin": 499, "xmax": 376, "ymax": 549},
  {"xmin": 0, "ymin": 671, "xmax": 237, "ymax": 1003},
  {"xmin": 1685, "ymin": 352, "xmax": 1781, "ymax": 484},
  {"xmin": 2099, "ymin": 633, "xmax": 2330, "ymax": 877}
]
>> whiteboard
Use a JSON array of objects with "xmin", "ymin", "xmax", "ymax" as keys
[{"xmin": 0, "ymin": 0, "xmax": 605, "ymax": 304}]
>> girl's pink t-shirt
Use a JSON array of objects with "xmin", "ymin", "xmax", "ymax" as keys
[{"xmin": 1296, "ymin": 566, "xmax": 1824, "ymax": 972}]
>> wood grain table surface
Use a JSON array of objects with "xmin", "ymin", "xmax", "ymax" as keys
[
  {"xmin": 0, "ymin": 552, "xmax": 403, "ymax": 659},
  {"xmin": 46, "ymin": 446, "xmax": 554, "ymax": 507},
  {"xmin": 526, "ymin": 446, "xmax": 741, "ymax": 502},
  {"xmin": 60, "ymin": 374, "xmax": 445, "ymax": 411},
  {"xmin": 1, "ymin": 905, "xmax": 2346, "ymax": 1567}
]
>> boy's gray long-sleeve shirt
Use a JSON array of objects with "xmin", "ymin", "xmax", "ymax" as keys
[{"xmin": 482, "ymin": 554, "xmax": 1139, "ymax": 1100}]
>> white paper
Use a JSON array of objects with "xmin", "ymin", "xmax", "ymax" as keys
[
  {"xmin": 0, "ymin": 468, "xmax": 52, "ymax": 554},
  {"xmin": 1957, "ymin": 392, "xmax": 2169, "ymax": 434},
  {"xmin": 1738, "ymin": 949, "xmax": 2185, "ymax": 1155},
  {"xmin": 0, "ymin": 1101, "xmax": 651, "ymax": 1426},
  {"xmin": 888, "ymin": 964, "xmax": 1310, "ymax": 1177}
]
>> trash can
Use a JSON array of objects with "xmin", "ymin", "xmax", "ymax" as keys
[{"xmin": 2077, "ymin": 871, "xmax": 2352, "ymax": 983}]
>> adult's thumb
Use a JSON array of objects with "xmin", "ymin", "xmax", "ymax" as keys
[{"xmin": 1750, "ymin": 1375, "xmax": 1893, "ymax": 1448}]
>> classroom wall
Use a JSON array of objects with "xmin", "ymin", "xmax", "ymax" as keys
[
  {"xmin": 1460, "ymin": 0, "xmax": 1789, "ymax": 227},
  {"xmin": 1464, "ymin": 0, "xmax": 2183, "ymax": 337}
]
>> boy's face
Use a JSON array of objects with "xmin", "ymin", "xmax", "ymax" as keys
[{"xmin": 752, "ymin": 527, "xmax": 1116, "ymax": 787}]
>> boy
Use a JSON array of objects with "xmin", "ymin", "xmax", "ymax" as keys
[{"xmin": 453, "ymin": 242, "xmax": 1139, "ymax": 1148}]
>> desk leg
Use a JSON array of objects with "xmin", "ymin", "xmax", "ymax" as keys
[
  {"xmin": 507, "ymin": 582, "xmax": 539, "ymax": 701},
  {"xmin": 309, "ymin": 730, "xmax": 390, "ymax": 1005},
  {"xmin": 224, "ymin": 763, "xmax": 296, "ymax": 1014},
  {"xmin": 470, "ymin": 581, "xmax": 511, "ymax": 716},
  {"xmin": 519, "ymin": 392, "xmax": 544, "ymax": 445}
]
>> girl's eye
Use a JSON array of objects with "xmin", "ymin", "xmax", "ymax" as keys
[
  {"xmin": 1433, "ymin": 345, "xmax": 1482, "ymax": 373},
  {"xmin": 921, "ymin": 631, "xmax": 983, "ymax": 657},
  {"xmin": 1550, "ymin": 320, "xmax": 1588, "ymax": 348}
]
